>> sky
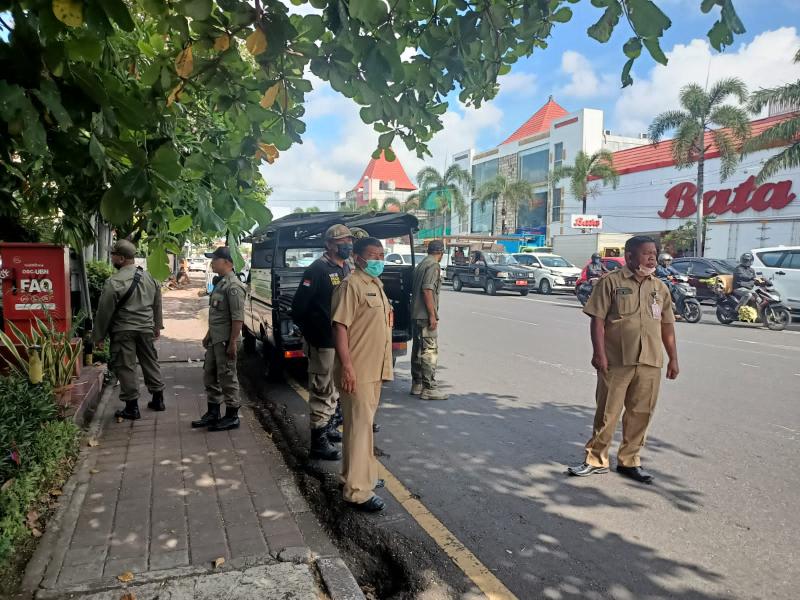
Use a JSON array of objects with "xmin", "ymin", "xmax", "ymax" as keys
[{"xmin": 264, "ymin": 0, "xmax": 800, "ymax": 218}]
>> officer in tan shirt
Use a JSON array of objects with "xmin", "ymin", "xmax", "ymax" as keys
[
  {"xmin": 332, "ymin": 237, "xmax": 393, "ymax": 512},
  {"xmin": 568, "ymin": 236, "xmax": 679, "ymax": 484}
]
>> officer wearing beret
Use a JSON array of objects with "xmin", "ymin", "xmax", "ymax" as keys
[
  {"xmin": 93, "ymin": 240, "xmax": 165, "ymax": 420},
  {"xmin": 192, "ymin": 247, "xmax": 247, "ymax": 431}
]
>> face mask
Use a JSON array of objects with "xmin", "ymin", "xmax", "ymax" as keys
[
  {"xmin": 592, "ymin": 258, "xmax": 600, "ymax": 264},
  {"xmin": 636, "ymin": 265, "xmax": 656, "ymax": 277},
  {"xmin": 361, "ymin": 259, "xmax": 384, "ymax": 278},
  {"xmin": 335, "ymin": 243, "xmax": 353, "ymax": 260}
]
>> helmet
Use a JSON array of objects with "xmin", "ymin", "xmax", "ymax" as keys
[
  {"xmin": 740, "ymin": 252, "xmax": 754, "ymax": 267},
  {"xmin": 349, "ymin": 226, "xmax": 368, "ymax": 240},
  {"xmin": 591, "ymin": 253, "xmax": 601, "ymax": 262},
  {"xmin": 658, "ymin": 253, "xmax": 673, "ymax": 266}
]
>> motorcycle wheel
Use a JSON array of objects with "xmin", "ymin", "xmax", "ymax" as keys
[
  {"xmin": 716, "ymin": 306, "xmax": 734, "ymax": 325},
  {"xmin": 764, "ymin": 305, "xmax": 790, "ymax": 331},
  {"xmin": 682, "ymin": 299, "xmax": 702, "ymax": 323}
]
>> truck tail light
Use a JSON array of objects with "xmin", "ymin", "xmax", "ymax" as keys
[
  {"xmin": 392, "ymin": 342, "xmax": 406, "ymax": 352},
  {"xmin": 283, "ymin": 350, "xmax": 305, "ymax": 359}
]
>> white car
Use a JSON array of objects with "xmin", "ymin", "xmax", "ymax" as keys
[
  {"xmin": 385, "ymin": 252, "xmax": 426, "ymax": 266},
  {"xmin": 512, "ymin": 252, "xmax": 582, "ymax": 295},
  {"xmin": 751, "ymin": 246, "xmax": 800, "ymax": 314},
  {"xmin": 188, "ymin": 257, "xmax": 207, "ymax": 272}
]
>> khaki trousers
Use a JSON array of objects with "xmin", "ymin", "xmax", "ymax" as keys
[
  {"xmin": 304, "ymin": 341, "xmax": 337, "ymax": 429},
  {"xmin": 585, "ymin": 365, "xmax": 661, "ymax": 468},
  {"xmin": 110, "ymin": 331, "xmax": 164, "ymax": 403},
  {"xmin": 203, "ymin": 342, "xmax": 240, "ymax": 408},
  {"xmin": 411, "ymin": 319, "xmax": 438, "ymax": 390},
  {"xmin": 340, "ymin": 380, "xmax": 382, "ymax": 503}
]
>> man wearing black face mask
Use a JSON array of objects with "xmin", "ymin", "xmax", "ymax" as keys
[{"xmin": 292, "ymin": 224, "xmax": 353, "ymax": 460}]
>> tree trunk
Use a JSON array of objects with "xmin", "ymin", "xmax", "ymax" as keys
[
  {"xmin": 581, "ymin": 193, "xmax": 588, "ymax": 233},
  {"xmin": 696, "ymin": 146, "xmax": 705, "ymax": 257}
]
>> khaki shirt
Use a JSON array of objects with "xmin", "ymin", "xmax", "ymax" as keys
[
  {"xmin": 583, "ymin": 266, "xmax": 675, "ymax": 368},
  {"xmin": 331, "ymin": 269, "xmax": 393, "ymax": 383},
  {"xmin": 208, "ymin": 271, "xmax": 246, "ymax": 344},
  {"xmin": 93, "ymin": 265, "xmax": 162, "ymax": 342},
  {"xmin": 411, "ymin": 255, "xmax": 441, "ymax": 320}
]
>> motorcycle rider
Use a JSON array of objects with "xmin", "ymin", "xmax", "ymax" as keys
[
  {"xmin": 655, "ymin": 253, "xmax": 680, "ymax": 279},
  {"xmin": 733, "ymin": 252, "xmax": 757, "ymax": 309},
  {"xmin": 586, "ymin": 253, "xmax": 607, "ymax": 279}
]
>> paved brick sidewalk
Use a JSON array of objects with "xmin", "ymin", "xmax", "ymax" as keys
[{"xmin": 23, "ymin": 282, "xmax": 362, "ymax": 599}]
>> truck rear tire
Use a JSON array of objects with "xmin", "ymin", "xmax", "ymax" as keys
[
  {"xmin": 242, "ymin": 327, "xmax": 257, "ymax": 353},
  {"xmin": 263, "ymin": 345, "xmax": 284, "ymax": 382},
  {"xmin": 485, "ymin": 279, "xmax": 497, "ymax": 296},
  {"xmin": 520, "ymin": 289, "xmax": 529, "ymax": 297},
  {"xmin": 452, "ymin": 275, "xmax": 463, "ymax": 291}
]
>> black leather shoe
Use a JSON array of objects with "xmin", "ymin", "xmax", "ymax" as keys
[
  {"xmin": 310, "ymin": 427, "xmax": 341, "ymax": 461},
  {"xmin": 147, "ymin": 390, "xmax": 165, "ymax": 411},
  {"xmin": 115, "ymin": 401, "xmax": 140, "ymax": 421},
  {"xmin": 209, "ymin": 407, "xmax": 240, "ymax": 431},
  {"xmin": 372, "ymin": 422, "xmax": 381, "ymax": 433},
  {"xmin": 192, "ymin": 403, "xmax": 221, "ymax": 428},
  {"xmin": 325, "ymin": 418, "xmax": 342, "ymax": 443},
  {"xmin": 567, "ymin": 462, "xmax": 608, "ymax": 477},
  {"xmin": 617, "ymin": 465, "xmax": 654, "ymax": 483},
  {"xmin": 347, "ymin": 495, "xmax": 385, "ymax": 513}
]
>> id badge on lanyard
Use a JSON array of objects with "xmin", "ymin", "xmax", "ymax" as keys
[{"xmin": 651, "ymin": 291, "xmax": 661, "ymax": 319}]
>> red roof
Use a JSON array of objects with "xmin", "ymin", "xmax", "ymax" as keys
[
  {"xmin": 501, "ymin": 97, "xmax": 569, "ymax": 145},
  {"xmin": 606, "ymin": 113, "xmax": 796, "ymax": 177},
  {"xmin": 351, "ymin": 150, "xmax": 417, "ymax": 191}
]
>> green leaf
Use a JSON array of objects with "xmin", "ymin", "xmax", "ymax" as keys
[
  {"xmin": 32, "ymin": 79, "xmax": 73, "ymax": 129},
  {"xmin": 150, "ymin": 144, "xmax": 181, "ymax": 181},
  {"xmin": 140, "ymin": 62, "xmax": 162, "ymax": 86},
  {"xmin": 141, "ymin": 0, "xmax": 167, "ymax": 16},
  {"xmin": 22, "ymin": 118, "xmax": 48, "ymax": 156},
  {"xmin": 147, "ymin": 244, "xmax": 171, "ymax": 281},
  {"xmin": 384, "ymin": 147, "xmax": 396, "ymax": 162},
  {"xmin": 98, "ymin": 0, "xmax": 135, "ymax": 31},
  {"xmin": 623, "ymin": 36, "xmax": 642, "ymax": 59},
  {"xmin": 551, "ymin": 7, "xmax": 572, "ymax": 23},
  {"xmin": 169, "ymin": 215, "xmax": 193, "ymax": 234},
  {"xmin": 197, "ymin": 188, "xmax": 226, "ymax": 232},
  {"xmin": 228, "ymin": 237, "xmax": 245, "ymax": 272},
  {"xmin": 621, "ymin": 57, "xmax": 635, "ymax": 88},
  {"xmin": 587, "ymin": 2, "xmax": 621, "ymax": 43},
  {"xmin": 118, "ymin": 167, "xmax": 149, "ymax": 199},
  {"xmin": 65, "ymin": 36, "xmax": 103, "ymax": 62},
  {"xmin": 100, "ymin": 185, "xmax": 134, "ymax": 225},
  {"xmin": 642, "ymin": 37, "xmax": 668, "ymax": 65},
  {"xmin": 700, "ymin": 0, "xmax": 717, "ymax": 12},
  {"xmin": 238, "ymin": 197, "xmax": 272, "ymax": 228},
  {"xmin": 349, "ymin": 0, "xmax": 388, "ymax": 26},
  {"xmin": 89, "ymin": 135, "xmax": 105, "ymax": 167},
  {"xmin": 213, "ymin": 191, "xmax": 236, "ymax": 219},
  {"xmin": 627, "ymin": 0, "xmax": 671, "ymax": 38},
  {"xmin": 378, "ymin": 131, "xmax": 395, "ymax": 148},
  {"xmin": 183, "ymin": 0, "xmax": 213, "ymax": 20}
]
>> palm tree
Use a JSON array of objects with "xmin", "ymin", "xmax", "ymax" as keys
[
  {"xmin": 745, "ymin": 49, "xmax": 800, "ymax": 183},
  {"xmin": 649, "ymin": 78, "xmax": 751, "ymax": 256},
  {"xmin": 550, "ymin": 150, "xmax": 619, "ymax": 219},
  {"xmin": 416, "ymin": 165, "xmax": 472, "ymax": 236},
  {"xmin": 475, "ymin": 175, "xmax": 534, "ymax": 235}
]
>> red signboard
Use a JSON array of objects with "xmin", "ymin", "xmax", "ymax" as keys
[
  {"xmin": 659, "ymin": 176, "xmax": 796, "ymax": 218},
  {"xmin": 0, "ymin": 243, "xmax": 72, "ymax": 340}
]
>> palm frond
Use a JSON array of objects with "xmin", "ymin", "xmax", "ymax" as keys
[
  {"xmin": 679, "ymin": 84, "xmax": 709, "ymax": 118},
  {"xmin": 712, "ymin": 130, "xmax": 739, "ymax": 181},
  {"xmin": 754, "ymin": 142, "xmax": 800, "ymax": 183},
  {"xmin": 707, "ymin": 76, "xmax": 748, "ymax": 107},
  {"xmin": 648, "ymin": 110, "xmax": 690, "ymax": 144},
  {"xmin": 672, "ymin": 119, "xmax": 704, "ymax": 166},
  {"xmin": 748, "ymin": 81, "xmax": 800, "ymax": 113},
  {"xmin": 709, "ymin": 105, "xmax": 751, "ymax": 141},
  {"xmin": 744, "ymin": 116, "xmax": 800, "ymax": 153}
]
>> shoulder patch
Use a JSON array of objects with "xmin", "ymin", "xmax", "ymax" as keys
[{"xmin": 230, "ymin": 287, "xmax": 241, "ymax": 296}]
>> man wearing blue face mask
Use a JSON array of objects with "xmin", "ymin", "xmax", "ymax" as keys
[
  {"xmin": 292, "ymin": 224, "xmax": 353, "ymax": 461},
  {"xmin": 331, "ymin": 237, "xmax": 393, "ymax": 512}
]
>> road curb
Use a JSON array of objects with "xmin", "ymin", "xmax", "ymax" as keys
[{"xmin": 316, "ymin": 557, "xmax": 367, "ymax": 600}]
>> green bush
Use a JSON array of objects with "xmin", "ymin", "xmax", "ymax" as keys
[
  {"xmin": 0, "ymin": 377, "xmax": 57, "ymax": 484},
  {"xmin": 86, "ymin": 260, "xmax": 114, "ymax": 313},
  {"xmin": 0, "ymin": 420, "xmax": 79, "ymax": 562}
]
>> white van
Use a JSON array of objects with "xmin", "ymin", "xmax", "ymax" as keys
[{"xmin": 751, "ymin": 246, "xmax": 800, "ymax": 314}]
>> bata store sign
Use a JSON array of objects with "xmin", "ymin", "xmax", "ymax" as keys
[
  {"xmin": 571, "ymin": 215, "xmax": 603, "ymax": 229},
  {"xmin": 659, "ymin": 176, "xmax": 796, "ymax": 218}
]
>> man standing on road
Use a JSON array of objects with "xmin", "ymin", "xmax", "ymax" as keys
[
  {"xmin": 192, "ymin": 247, "xmax": 246, "ymax": 432},
  {"xmin": 93, "ymin": 240, "xmax": 165, "ymax": 421},
  {"xmin": 568, "ymin": 236, "xmax": 679, "ymax": 484},
  {"xmin": 332, "ymin": 237, "xmax": 393, "ymax": 512},
  {"xmin": 410, "ymin": 240, "xmax": 448, "ymax": 400},
  {"xmin": 291, "ymin": 224, "xmax": 353, "ymax": 461}
]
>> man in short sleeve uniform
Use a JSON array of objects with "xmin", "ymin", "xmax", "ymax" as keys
[
  {"xmin": 291, "ymin": 224, "xmax": 353, "ymax": 461},
  {"xmin": 331, "ymin": 237, "xmax": 393, "ymax": 512},
  {"xmin": 568, "ymin": 236, "xmax": 679, "ymax": 484},
  {"xmin": 410, "ymin": 240, "xmax": 448, "ymax": 400},
  {"xmin": 192, "ymin": 247, "xmax": 247, "ymax": 432}
]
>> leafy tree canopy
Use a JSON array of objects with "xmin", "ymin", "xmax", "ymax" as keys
[{"xmin": 1, "ymin": 0, "xmax": 746, "ymax": 276}]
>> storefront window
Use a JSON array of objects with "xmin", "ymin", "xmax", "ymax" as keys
[
  {"xmin": 551, "ymin": 188, "xmax": 562, "ymax": 223},
  {"xmin": 516, "ymin": 191, "xmax": 548, "ymax": 236},
  {"xmin": 471, "ymin": 158, "xmax": 498, "ymax": 233},
  {"xmin": 519, "ymin": 149, "xmax": 549, "ymax": 184},
  {"xmin": 472, "ymin": 158, "xmax": 499, "ymax": 191}
]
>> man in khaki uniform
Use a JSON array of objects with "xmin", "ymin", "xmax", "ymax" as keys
[
  {"xmin": 332, "ymin": 237, "xmax": 393, "ymax": 512},
  {"xmin": 568, "ymin": 236, "xmax": 679, "ymax": 484},
  {"xmin": 192, "ymin": 247, "xmax": 246, "ymax": 432},
  {"xmin": 410, "ymin": 240, "xmax": 447, "ymax": 400},
  {"xmin": 93, "ymin": 240, "xmax": 165, "ymax": 421}
]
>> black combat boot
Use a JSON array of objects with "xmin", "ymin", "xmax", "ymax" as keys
[
  {"xmin": 115, "ymin": 401, "xmax": 140, "ymax": 421},
  {"xmin": 310, "ymin": 427, "xmax": 341, "ymax": 461},
  {"xmin": 331, "ymin": 404, "xmax": 343, "ymax": 428},
  {"xmin": 325, "ymin": 416, "xmax": 342, "ymax": 442},
  {"xmin": 191, "ymin": 403, "xmax": 220, "ymax": 428},
  {"xmin": 208, "ymin": 406, "xmax": 240, "ymax": 431},
  {"xmin": 147, "ymin": 390, "xmax": 165, "ymax": 411}
]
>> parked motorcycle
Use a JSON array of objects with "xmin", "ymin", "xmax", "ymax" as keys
[
  {"xmin": 710, "ymin": 277, "xmax": 791, "ymax": 331},
  {"xmin": 576, "ymin": 278, "xmax": 598, "ymax": 307},
  {"xmin": 665, "ymin": 274, "xmax": 702, "ymax": 323}
]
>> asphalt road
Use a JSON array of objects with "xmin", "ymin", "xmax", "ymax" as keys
[{"xmin": 371, "ymin": 287, "xmax": 800, "ymax": 599}]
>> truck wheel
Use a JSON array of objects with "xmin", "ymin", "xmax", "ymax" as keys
[
  {"xmin": 538, "ymin": 279, "xmax": 552, "ymax": 295},
  {"xmin": 452, "ymin": 275, "xmax": 463, "ymax": 292},
  {"xmin": 242, "ymin": 327, "xmax": 257, "ymax": 353},
  {"xmin": 485, "ymin": 279, "xmax": 497, "ymax": 296},
  {"xmin": 263, "ymin": 345, "xmax": 284, "ymax": 382},
  {"xmin": 519, "ymin": 289, "xmax": 529, "ymax": 297}
]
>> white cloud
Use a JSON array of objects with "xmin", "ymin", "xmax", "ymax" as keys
[
  {"xmin": 612, "ymin": 27, "xmax": 800, "ymax": 136},
  {"xmin": 557, "ymin": 51, "xmax": 615, "ymax": 99},
  {"xmin": 496, "ymin": 71, "xmax": 537, "ymax": 95}
]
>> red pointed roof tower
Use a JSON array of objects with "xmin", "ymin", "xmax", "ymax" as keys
[
  {"xmin": 501, "ymin": 96, "xmax": 569, "ymax": 145},
  {"xmin": 351, "ymin": 150, "xmax": 417, "ymax": 192}
]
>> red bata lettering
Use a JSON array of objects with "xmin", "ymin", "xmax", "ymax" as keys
[
  {"xmin": 659, "ymin": 176, "xmax": 795, "ymax": 218},
  {"xmin": 573, "ymin": 217, "xmax": 601, "ymax": 227}
]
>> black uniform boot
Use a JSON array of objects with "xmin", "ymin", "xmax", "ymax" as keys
[
  {"xmin": 191, "ymin": 403, "xmax": 220, "ymax": 428},
  {"xmin": 325, "ymin": 417, "xmax": 342, "ymax": 442},
  {"xmin": 147, "ymin": 390, "xmax": 165, "ymax": 411},
  {"xmin": 310, "ymin": 427, "xmax": 342, "ymax": 461},
  {"xmin": 115, "ymin": 401, "xmax": 141, "ymax": 421},
  {"xmin": 331, "ymin": 403, "xmax": 343, "ymax": 428},
  {"xmin": 208, "ymin": 406, "xmax": 240, "ymax": 431}
]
